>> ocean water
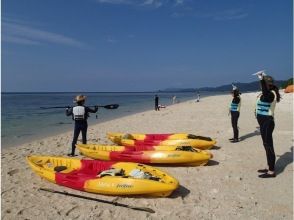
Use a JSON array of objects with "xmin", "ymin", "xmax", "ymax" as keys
[{"xmin": 1, "ymin": 92, "xmax": 209, "ymax": 148}]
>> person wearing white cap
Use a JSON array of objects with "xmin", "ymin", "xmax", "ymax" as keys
[
  {"xmin": 66, "ymin": 95, "xmax": 98, "ymax": 156},
  {"xmin": 254, "ymin": 71, "xmax": 281, "ymax": 178},
  {"xmin": 229, "ymin": 84, "xmax": 241, "ymax": 143}
]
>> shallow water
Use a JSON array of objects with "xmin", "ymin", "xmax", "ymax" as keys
[{"xmin": 2, "ymin": 92, "xmax": 211, "ymax": 148}]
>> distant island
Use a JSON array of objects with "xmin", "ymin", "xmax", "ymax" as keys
[{"xmin": 158, "ymin": 78, "xmax": 292, "ymax": 93}]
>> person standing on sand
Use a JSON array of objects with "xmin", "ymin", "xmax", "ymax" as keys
[
  {"xmin": 229, "ymin": 84, "xmax": 241, "ymax": 143},
  {"xmin": 66, "ymin": 95, "xmax": 98, "ymax": 156},
  {"xmin": 254, "ymin": 71, "xmax": 280, "ymax": 178},
  {"xmin": 196, "ymin": 92, "xmax": 200, "ymax": 102},
  {"xmin": 172, "ymin": 95, "xmax": 177, "ymax": 104},
  {"xmin": 154, "ymin": 95, "xmax": 160, "ymax": 111}
]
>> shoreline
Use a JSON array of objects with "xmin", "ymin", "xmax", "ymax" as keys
[
  {"xmin": 2, "ymin": 92, "xmax": 293, "ymax": 220},
  {"xmin": 2, "ymin": 97, "xmax": 200, "ymax": 150},
  {"xmin": 3, "ymin": 92, "xmax": 214, "ymax": 149}
]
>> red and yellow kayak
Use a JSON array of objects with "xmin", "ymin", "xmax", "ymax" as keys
[
  {"xmin": 77, "ymin": 144, "xmax": 212, "ymax": 166},
  {"xmin": 107, "ymin": 132, "xmax": 216, "ymax": 150},
  {"xmin": 120, "ymin": 139, "xmax": 215, "ymax": 150},
  {"xmin": 27, "ymin": 155, "xmax": 178, "ymax": 197}
]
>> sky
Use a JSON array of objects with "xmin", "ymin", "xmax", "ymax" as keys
[{"xmin": 2, "ymin": 0, "xmax": 293, "ymax": 92}]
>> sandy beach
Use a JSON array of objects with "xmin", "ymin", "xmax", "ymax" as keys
[{"xmin": 2, "ymin": 92, "xmax": 293, "ymax": 220}]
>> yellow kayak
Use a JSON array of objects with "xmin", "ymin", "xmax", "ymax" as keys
[
  {"xmin": 107, "ymin": 132, "xmax": 216, "ymax": 149},
  {"xmin": 77, "ymin": 144, "xmax": 212, "ymax": 166},
  {"xmin": 119, "ymin": 139, "xmax": 215, "ymax": 150},
  {"xmin": 27, "ymin": 155, "xmax": 179, "ymax": 197}
]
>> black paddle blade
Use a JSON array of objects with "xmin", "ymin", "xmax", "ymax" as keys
[{"xmin": 103, "ymin": 104, "xmax": 119, "ymax": 109}]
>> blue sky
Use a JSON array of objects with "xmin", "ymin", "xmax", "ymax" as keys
[{"xmin": 2, "ymin": 0, "xmax": 292, "ymax": 92}]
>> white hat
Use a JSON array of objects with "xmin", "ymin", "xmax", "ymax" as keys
[{"xmin": 74, "ymin": 95, "xmax": 87, "ymax": 103}]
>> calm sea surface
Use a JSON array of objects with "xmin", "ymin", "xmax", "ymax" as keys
[{"xmin": 2, "ymin": 92, "xmax": 212, "ymax": 148}]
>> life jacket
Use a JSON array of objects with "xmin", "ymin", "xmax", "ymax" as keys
[
  {"xmin": 72, "ymin": 106, "xmax": 86, "ymax": 120},
  {"xmin": 256, "ymin": 91, "xmax": 276, "ymax": 116},
  {"xmin": 230, "ymin": 97, "xmax": 241, "ymax": 112}
]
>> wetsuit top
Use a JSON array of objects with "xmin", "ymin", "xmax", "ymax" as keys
[
  {"xmin": 256, "ymin": 79, "xmax": 276, "ymax": 117},
  {"xmin": 230, "ymin": 96, "xmax": 241, "ymax": 112},
  {"xmin": 66, "ymin": 105, "xmax": 98, "ymax": 121}
]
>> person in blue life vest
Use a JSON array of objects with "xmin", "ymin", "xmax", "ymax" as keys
[
  {"xmin": 66, "ymin": 95, "xmax": 98, "ymax": 156},
  {"xmin": 229, "ymin": 84, "xmax": 241, "ymax": 143},
  {"xmin": 254, "ymin": 71, "xmax": 280, "ymax": 178}
]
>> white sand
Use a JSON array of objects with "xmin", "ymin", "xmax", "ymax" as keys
[{"xmin": 2, "ymin": 92, "xmax": 293, "ymax": 220}]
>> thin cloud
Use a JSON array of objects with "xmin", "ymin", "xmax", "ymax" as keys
[
  {"xmin": 97, "ymin": 0, "xmax": 133, "ymax": 4},
  {"xmin": 213, "ymin": 9, "xmax": 248, "ymax": 21},
  {"xmin": 197, "ymin": 9, "xmax": 248, "ymax": 21},
  {"xmin": 172, "ymin": 8, "xmax": 248, "ymax": 21},
  {"xmin": 96, "ymin": 0, "xmax": 187, "ymax": 8},
  {"xmin": 2, "ymin": 19, "xmax": 87, "ymax": 48}
]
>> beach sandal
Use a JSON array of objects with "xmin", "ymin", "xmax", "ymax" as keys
[
  {"xmin": 258, "ymin": 173, "xmax": 276, "ymax": 178},
  {"xmin": 257, "ymin": 169, "xmax": 268, "ymax": 173}
]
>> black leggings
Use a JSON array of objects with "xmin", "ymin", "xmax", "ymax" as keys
[
  {"xmin": 257, "ymin": 115, "xmax": 275, "ymax": 171},
  {"xmin": 231, "ymin": 111, "xmax": 239, "ymax": 139},
  {"xmin": 71, "ymin": 121, "xmax": 88, "ymax": 155}
]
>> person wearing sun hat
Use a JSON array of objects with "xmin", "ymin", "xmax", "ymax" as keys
[
  {"xmin": 66, "ymin": 95, "xmax": 98, "ymax": 156},
  {"xmin": 229, "ymin": 84, "xmax": 241, "ymax": 143},
  {"xmin": 254, "ymin": 70, "xmax": 281, "ymax": 178}
]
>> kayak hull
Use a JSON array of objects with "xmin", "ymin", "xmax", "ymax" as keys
[
  {"xmin": 77, "ymin": 144, "xmax": 212, "ymax": 166},
  {"xmin": 107, "ymin": 132, "xmax": 216, "ymax": 149},
  {"xmin": 27, "ymin": 155, "xmax": 179, "ymax": 197},
  {"xmin": 121, "ymin": 139, "xmax": 216, "ymax": 150}
]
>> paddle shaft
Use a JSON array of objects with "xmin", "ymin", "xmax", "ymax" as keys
[
  {"xmin": 40, "ymin": 104, "xmax": 119, "ymax": 110},
  {"xmin": 39, "ymin": 188, "xmax": 155, "ymax": 213}
]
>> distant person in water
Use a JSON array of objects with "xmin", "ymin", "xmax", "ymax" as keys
[
  {"xmin": 254, "ymin": 71, "xmax": 280, "ymax": 178},
  {"xmin": 172, "ymin": 95, "xmax": 177, "ymax": 104},
  {"xmin": 154, "ymin": 95, "xmax": 160, "ymax": 111},
  {"xmin": 229, "ymin": 84, "xmax": 241, "ymax": 143},
  {"xmin": 66, "ymin": 95, "xmax": 98, "ymax": 156}
]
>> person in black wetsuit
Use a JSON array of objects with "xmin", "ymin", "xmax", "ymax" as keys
[
  {"xmin": 255, "ymin": 71, "xmax": 280, "ymax": 178},
  {"xmin": 154, "ymin": 95, "xmax": 159, "ymax": 111},
  {"xmin": 229, "ymin": 85, "xmax": 241, "ymax": 143},
  {"xmin": 66, "ymin": 95, "xmax": 98, "ymax": 156}
]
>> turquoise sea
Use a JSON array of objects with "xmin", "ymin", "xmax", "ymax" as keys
[{"xmin": 1, "ymin": 92, "xmax": 212, "ymax": 148}]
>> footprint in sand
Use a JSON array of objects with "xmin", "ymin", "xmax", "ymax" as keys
[{"xmin": 7, "ymin": 169, "xmax": 19, "ymax": 176}]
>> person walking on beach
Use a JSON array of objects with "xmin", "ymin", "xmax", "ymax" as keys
[
  {"xmin": 254, "ymin": 71, "xmax": 280, "ymax": 178},
  {"xmin": 154, "ymin": 95, "xmax": 160, "ymax": 111},
  {"xmin": 229, "ymin": 84, "xmax": 241, "ymax": 143},
  {"xmin": 196, "ymin": 92, "xmax": 200, "ymax": 102},
  {"xmin": 66, "ymin": 95, "xmax": 98, "ymax": 156}
]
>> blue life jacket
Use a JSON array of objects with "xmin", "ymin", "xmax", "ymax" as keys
[
  {"xmin": 230, "ymin": 97, "xmax": 241, "ymax": 112},
  {"xmin": 256, "ymin": 92, "xmax": 276, "ymax": 116}
]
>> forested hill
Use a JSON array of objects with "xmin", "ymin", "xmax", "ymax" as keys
[{"xmin": 159, "ymin": 80, "xmax": 288, "ymax": 93}]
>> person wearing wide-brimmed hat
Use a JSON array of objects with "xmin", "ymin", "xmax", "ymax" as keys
[
  {"xmin": 254, "ymin": 71, "xmax": 281, "ymax": 178},
  {"xmin": 229, "ymin": 84, "xmax": 241, "ymax": 143},
  {"xmin": 66, "ymin": 95, "xmax": 98, "ymax": 156}
]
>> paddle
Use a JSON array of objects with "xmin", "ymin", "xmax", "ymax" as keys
[
  {"xmin": 39, "ymin": 188, "xmax": 155, "ymax": 213},
  {"xmin": 40, "ymin": 104, "xmax": 119, "ymax": 110}
]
